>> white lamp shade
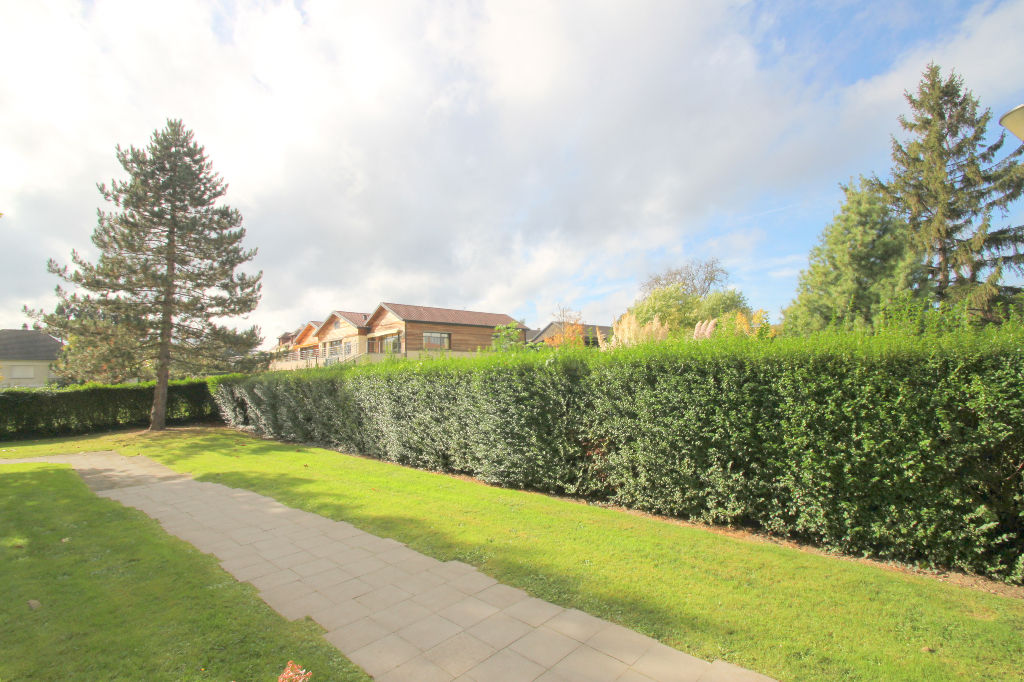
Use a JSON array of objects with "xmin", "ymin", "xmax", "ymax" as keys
[{"xmin": 1000, "ymin": 104, "xmax": 1024, "ymax": 141}]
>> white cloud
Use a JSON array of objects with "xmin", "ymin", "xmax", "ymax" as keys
[{"xmin": 2, "ymin": 0, "xmax": 1022, "ymax": 344}]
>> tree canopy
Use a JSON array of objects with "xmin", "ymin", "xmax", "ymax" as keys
[
  {"xmin": 881, "ymin": 63, "xmax": 1024, "ymax": 315},
  {"xmin": 783, "ymin": 177, "xmax": 917, "ymax": 335},
  {"xmin": 32, "ymin": 119, "xmax": 262, "ymax": 428}
]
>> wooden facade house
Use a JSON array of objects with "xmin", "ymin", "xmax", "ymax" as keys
[
  {"xmin": 269, "ymin": 302, "xmax": 527, "ymax": 371},
  {"xmin": 313, "ymin": 311, "xmax": 371, "ymax": 363},
  {"xmin": 363, "ymin": 302, "xmax": 526, "ymax": 355}
]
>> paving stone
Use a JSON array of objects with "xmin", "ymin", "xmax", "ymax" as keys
[
  {"xmin": 249, "ymin": 568, "xmax": 302, "ymax": 591},
  {"xmin": 466, "ymin": 612, "xmax": 533, "ymax": 650},
  {"xmin": 545, "ymin": 609, "xmax": 608, "ymax": 642},
  {"xmin": 546, "ymin": 645, "xmax": 628, "ymax": 682},
  {"xmin": 613, "ymin": 670, "xmax": 658, "ymax": 682},
  {"xmin": 301, "ymin": 566, "xmax": 353, "ymax": 591},
  {"xmin": 345, "ymin": 556, "xmax": 390, "ymax": 577},
  {"xmin": 377, "ymin": 546, "xmax": 424, "ymax": 565},
  {"xmin": 630, "ymin": 642, "xmax": 711, "ymax": 682},
  {"xmin": 309, "ymin": 599, "xmax": 371, "ymax": 631},
  {"xmin": 251, "ymin": 538, "xmax": 301, "ymax": 559},
  {"xmin": 224, "ymin": 558, "xmax": 279, "ymax": 582},
  {"xmin": 449, "ymin": 571, "xmax": 499, "ymax": 595},
  {"xmin": 510, "ymin": 626, "xmax": 581, "ymax": 668},
  {"xmin": 321, "ymin": 577, "xmax": 375, "ymax": 602},
  {"xmin": 396, "ymin": 568, "xmax": 448, "ymax": 594},
  {"xmin": 503, "ymin": 597, "xmax": 564, "ymax": 627},
  {"xmin": 259, "ymin": 579, "xmax": 316, "ymax": 607},
  {"xmin": 464, "ymin": 647, "xmax": 546, "ymax": 682},
  {"xmin": 370, "ymin": 599, "xmax": 434, "ymax": 633},
  {"xmin": 323, "ymin": 545, "xmax": 373, "ymax": 563},
  {"xmin": 269, "ymin": 550, "xmax": 321, "ymax": 570},
  {"xmin": 439, "ymin": 596, "xmax": 501, "ymax": 628},
  {"xmin": 586, "ymin": 623, "xmax": 656, "ymax": 665},
  {"xmin": 325, "ymin": 617, "xmax": 393, "ymax": 652},
  {"xmin": 290, "ymin": 556, "xmax": 338, "ymax": 578},
  {"xmin": 292, "ymin": 534, "xmax": 335, "ymax": 553},
  {"xmin": 397, "ymin": 613, "xmax": 463, "ymax": 650},
  {"xmin": 274, "ymin": 590, "xmax": 330, "ymax": 621},
  {"xmin": 377, "ymin": 654, "xmax": 452, "ymax": 682},
  {"xmin": 348, "ymin": 633, "xmax": 421, "ymax": 676},
  {"xmin": 412, "ymin": 584, "xmax": 467, "ymax": 612},
  {"xmin": 324, "ymin": 522, "xmax": 362, "ymax": 540},
  {"xmin": 355, "ymin": 584, "xmax": 413, "ymax": 611},
  {"xmin": 361, "ymin": 564, "xmax": 413, "ymax": 588},
  {"xmin": 424, "ymin": 631, "xmax": 497, "ymax": 677},
  {"xmin": 476, "ymin": 583, "xmax": 530, "ymax": 609}
]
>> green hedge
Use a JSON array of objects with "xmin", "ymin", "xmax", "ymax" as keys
[
  {"xmin": 213, "ymin": 332, "xmax": 1024, "ymax": 584},
  {"xmin": 0, "ymin": 378, "xmax": 226, "ymax": 438}
]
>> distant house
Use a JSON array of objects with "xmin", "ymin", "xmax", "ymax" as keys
[
  {"xmin": 0, "ymin": 328, "xmax": 63, "ymax": 388},
  {"xmin": 269, "ymin": 303, "xmax": 526, "ymax": 371},
  {"xmin": 530, "ymin": 322, "xmax": 611, "ymax": 347}
]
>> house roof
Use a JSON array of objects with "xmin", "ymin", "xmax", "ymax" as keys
[
  {"xmin": 378, "ymin": 302, "xmax": 525, "ymax": 328},
  {"xmin": 0, "ymin": 329, "xmax": 63, "ymax": 361},
  {"xmin": 314, "ymin": 311, "xmax": 371, "ymax": 335},
  {"xmin": 529, "ymin": 322, "xmax": 611, "ymax": 343},
  {"xmin": 292, "ymin": 321, "xmax": 322, "ymax": 347}
]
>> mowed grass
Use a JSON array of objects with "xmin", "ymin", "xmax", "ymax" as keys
[
  {"xmin": 0, "ymin": 461, "xmax": 369, "ymax": 682},
  {"xmin": 4, "ymin": 427, "xmax": 1024, "ymax": 681}
]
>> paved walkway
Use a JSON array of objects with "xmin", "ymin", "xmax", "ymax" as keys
[{"xmin": 5, "ymin": 453, "xmax": 774, "ymax": 682}]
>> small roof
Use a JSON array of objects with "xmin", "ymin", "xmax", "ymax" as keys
[
  {"xmin": 377, "ymin": 302, "xmax": 525, "ymax": 328},
  {"xmin": 0, "ymin": 329, "xmax": 63, "ymax": 361},
  {"xmin": 529, "ymin": 322, "xmax": 611, "ymax": 343},
  {"xmin": 291, "ymin": 321, "xmax": 322, "ymax": 346},
  {"xmin": 314, "ymin": 310, "xmax": 371, "ymax": 335}
]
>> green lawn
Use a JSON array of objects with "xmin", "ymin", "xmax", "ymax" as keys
[
  {"xmin": 3, "ymin": 426, "xmax": 1024, "ymax": 681},
  {"xmin": 0, "ymin": 460, "xmax": 369, "ymax": 682}
]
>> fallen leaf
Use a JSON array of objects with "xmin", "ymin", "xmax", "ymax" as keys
[
  {"xmin": 921, "ymin": 646, "xmax": 936, "ymax": 653},
  {"xmin": 61, "ymin": 537, "xmax": 70, "ymax": 543},
  {"xmin": 27, "ymin": 600, "xmax": 41, "ymax": 610}
]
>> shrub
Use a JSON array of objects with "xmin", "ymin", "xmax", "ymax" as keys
[
  {"xmin": 0, "ymin": 378, "xmax": 220, "ymax": 438},
  {"xmin": 213, "ymin": 330, "xmax": 1024, "ymax": 584}
]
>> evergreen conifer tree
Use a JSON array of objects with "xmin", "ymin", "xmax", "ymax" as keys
[
  {"xmin": 882, "ymin": 63, "xmax": 1024, "ymax": 314},
  {"xmin": 783, "ymin": 177, "xmax": 917, "ymax": 334},
  {"xmin": 35, "ymin": 119, "xmax": 262, "ymax": 429}
]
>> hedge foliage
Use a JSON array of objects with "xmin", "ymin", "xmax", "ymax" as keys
[
  {"xmin": 0, "ymin": 377, "xmax": 230, "ymax": 438},
  {"xmin": 214, "ymin": 331, "xmax": 1024, "ymax": 584}
]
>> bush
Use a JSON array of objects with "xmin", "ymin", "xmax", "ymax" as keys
[
  {"xmin": 213, "ymin": 330, "xmax": 1024, "ymax": 584},
  {"xmin": 0, "ymin": 378, "xmax": 221, "ymax": 438}
]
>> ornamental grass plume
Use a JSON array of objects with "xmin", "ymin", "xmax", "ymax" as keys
[
  {"xmin": 278, "ymin": 661, "xmax": 312, "ymax": 682},
  {"xmin": 692, "ymin": 318, "xmax": 717, "ymax": 340},
  {"xmin": 599, "ymin": 311, "xmax": 669, "ymax": 349}
]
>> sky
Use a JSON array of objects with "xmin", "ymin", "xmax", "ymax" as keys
[{"xmin": 2, "ymin": 0, "xmax": 1023, "ymax": 346}]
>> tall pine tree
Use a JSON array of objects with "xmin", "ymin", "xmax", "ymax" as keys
[
  {"xmin": 37, "ymin": 120, "xmax": 262, "ymax": 429},
  {"xmin": 783, "ymin": 177, "xmax": 917, "ymax": 334},
  {"xmin": 883, "ymin": 63, "xmax": 1024, "ymax": 314}
]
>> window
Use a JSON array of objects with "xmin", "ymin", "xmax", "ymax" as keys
[
  {"xmin": 299, "ymin": 347, "xmax": 317, "ymax": 359},
  {"xmin": 423, "ymin": 332, "xmax": 451, "ymax": 350},
  {"xmin": 328, "ymin": 340, "xmax": 343, "ymax": 356},
  {"xmin": 344, "ymin": 341, "xmax": 352, "ymax": 355},
  {"xmin": 385, "ymin": 334, "xmax": 401, "ymax": 354},
  {"xmin": 333, "ymin": 321, "xmax": 341, "ymax": 329}
]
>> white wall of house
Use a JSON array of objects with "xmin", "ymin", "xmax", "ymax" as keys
[{"xmin": 0, "ymin": 360, "xmax": 56, "ymax": 388}]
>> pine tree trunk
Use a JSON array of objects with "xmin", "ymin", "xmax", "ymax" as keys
[{"xmin": 149, "ymin": 223, "xmax": 177, "ymax": 431}]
